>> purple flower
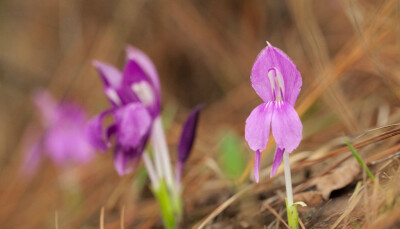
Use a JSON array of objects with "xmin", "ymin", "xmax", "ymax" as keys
[
  {"xmin": 87, "ymin": 46, "xmax": 160, "ymax": 175},
  {"xmin": 245, "ymin": 42, "xmax": 303, "ymax": 182},
  {"xmin": 176, "ymin": 105, "xmax": 203, "ymax": 182},
  {"xmin": 23, "ymin": 91, "xmax": 95, "ymax": 173},
  {"xmin": 92, "ymin": 46, "xmax": 161, "ymax": 117}
]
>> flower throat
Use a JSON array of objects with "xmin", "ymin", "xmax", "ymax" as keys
[{"xmin": 267, "ymin": 67, "xmax": 285, "ymax": 102}]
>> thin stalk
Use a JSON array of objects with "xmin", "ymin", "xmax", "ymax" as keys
[
  {"xmin": 151, "ymin": 129, "xmax": 164, "ymax": 179},
  {"xmin": 143, "ymin": 152, "xmax": 159, "ymax": 189},
  {"xmin": 175, "ymin": 161, "xmax": 183, "ymax": 192},
  {"xmin": 152, "ymin": 117, "xmax": 175, "ymax": 194},
  {"xmin": 150, "ymin": 117, "xmax": 182, "ymax": 229},
  {"xmin": 283, "ymin": 151, "xmax": 299, "ymax": 229},
  {"xmin": 283, "ymin": 151, "xmax": 293, "ymax": 206}
]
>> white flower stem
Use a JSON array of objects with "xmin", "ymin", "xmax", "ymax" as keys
[
  {"xmin": 151, "ymin": 117, "xmax": 175, "ymax": 194},
  {"xmin": 175, "ymin": 161, "xmax": 183, "ymax": 194},
  {"xmin": 283, "ymin": 151, "xmax": 293, "ymax": 206},
  {"xmin": 143, "ymin": 151, "xmax": 159, "ymax": 189},
  {"xmin": 151, "ymin": 131, "xmax": 164, "ymax": 179}
]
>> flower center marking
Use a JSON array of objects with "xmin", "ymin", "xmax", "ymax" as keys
[
  {"xmin": 132, "ymin": 81, "xmax": 154, "ymax": 106},
  {"xmin": 105, "ymin": 88, "xmax": 122, "ymax": 105},
  {"xmin": 267, "ymin": 67, "xmax": 285, "ymax": 102}
]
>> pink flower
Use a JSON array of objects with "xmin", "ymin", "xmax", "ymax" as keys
[
  {"xmin": 86, "ymin": 46, "xmax": 160, "ymax": 175},
  {"xmin": 23, "ymin": 91, "xmax": 95, "ymax": 174},
  {"xmin": 245, "ymin": 42, "xmax": 303, "ymax": 182}
]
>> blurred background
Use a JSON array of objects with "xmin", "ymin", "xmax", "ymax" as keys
[{"xmin": 1, "ymin": 0, "xmax": 400, "ymax": 228}]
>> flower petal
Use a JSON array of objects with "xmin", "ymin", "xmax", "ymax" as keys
[
  {"xmin": 251, "ymin": 50, "xmax": 275, "ymax": 103},
  {"xmin": 106, "ymin": 124, "xmax": 118, "ymax": 141},
  {"xmin": 270, "ymin": 147, "xmax": 284, "ymax": 177},
  {"xmin": 45, "ymin": 117, "xmax": 94, "ymax": 165},
  {"xmin": 125, "ymin": 46, "xmax": 160, "ymax": 93},
  {"xmin": 130, "ymin": 80, "xmax": 160, "ymax": 117},
  {"xmin": 58, "ymin": 102, "xmax": 87, "ymax": 123},
  {"xmin": 115, "ymin": 86, "xmax": 141, "ymax": 105},
  {"xmin": 33, "ymin": 91, "xmax": 57, "ymax": 126},
  {"xmin": 70, "ymin": 130, "xmax": 95, "ymax": 163},
  {"xmin": 93, "ymin": 61, "xmax": 124, "ymax": 106},
  {"xmin": 113, "ymin": 103, "xmax": 152, "ymax": 149},
  {"xmin": 178, "ymin": 104, "xmax": 203, "ymax": 164},
  {"xmin": 271, "ymin": 102, "xmax": 302, "ymax": 153},
  {"xmin": 107, "ymin": 103, "xmax": 152, "ymax": 176},
  {"xmin": 245, "ymin": 102, "xmax": 274, "ymax": 152},
  {"xmin": 86, "ymin": 109, "xmax": 114, "ymax": 151},
  {"xmin": 113, "ymin": 146, "xmax": 135, "ymax": 175},
  {"xmin": 251, "ymin": 43, "xmax": 302, "ymax": 105},
  {"xmin": 92, "ymin": 60, "xmax": 123, "ymax": 89},
  {"xmin": 122, "ymin": 47, "xmax": 161, "ymax": 117},
  {"xmin": 113, "ymin": 119, "xmax": 150, "ymax": 176},
  {"xmin": 30, "ymin": 91, "xmax": 95, "ymax": 168}
]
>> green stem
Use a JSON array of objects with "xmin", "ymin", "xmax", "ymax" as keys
[
  {"xmin": 152, "ymin": 180, "xmax": 182, "ymax": 229},
  {"xmin": 286, "ymin": 199, "xmax": 299, "ymax": 229}
]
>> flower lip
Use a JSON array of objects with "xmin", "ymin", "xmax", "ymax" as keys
[
  {"xmin": 86, "ymin": 102, "xmax": 152, "ymax": 176},
  {"xmin": 114, "ymin": 103, "xmax": 152, "ymax": 149},
  {"xmin": 245, "ymin": 102, "xmax": 274, "ymax": 152}
]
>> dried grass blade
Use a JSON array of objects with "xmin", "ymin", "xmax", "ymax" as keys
[
  {"xmin": 100, "ymin": 207, "xmax": 104, "ymax": 229},
  {"xmin": 330, "ymin": 182, "xmax": 363, "ymax": 229},
  {"xmin": 263, "ymin": 203, "xmax": 290, "ymax": 229},
  {"xmin": 193, "ymin": 185, "xmax": 253, "ymax": 229}
]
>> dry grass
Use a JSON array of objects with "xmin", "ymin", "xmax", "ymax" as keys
[{"xmin": 0, "ymin": 0, "xmax": 400, "ymax": 228}]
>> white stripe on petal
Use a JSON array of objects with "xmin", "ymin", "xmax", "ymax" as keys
[
  {"xmin": 132, "ymin": 81, "xmax": 154, "ymax": 107},
  {"xmin": 105, "ymin": 88, "xmax": 121, "ymax": 106}
]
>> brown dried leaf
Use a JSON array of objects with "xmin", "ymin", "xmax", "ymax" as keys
[
  {"xmin": 293, "ymin": 191, "xmax": 324, "ymax": 210},
  {"xmin": 311, "ymin": 159, "xmax": 360, "ymax": 199}
]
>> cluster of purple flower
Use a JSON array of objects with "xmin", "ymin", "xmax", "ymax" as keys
[
  {"xmin": 24, "ymin": 46, "xmax": 202, "ymax": 187},
  {"xmin": 24, "ymin": 42, "xmax": 303, "ymax": 184},
  {"xmin": 23, "ymin": 42, "xmax": 303, "ymax": 228}
]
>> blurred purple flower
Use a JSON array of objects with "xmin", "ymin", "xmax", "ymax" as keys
[
  {"xmin": 245, "ymin": 42, "xmax": 303, "ymax": 182},
  {"xmin": 23, "ymin": 91, "xmax": 95, "ymax": 173},
  {"xmin": 92, "ymin": 46, "xmax": 161, "ymax": 117},
  {"xmin": 176, "ymin": 105, "xmax": 203, "ymax": 182},
  {"xmin": 87, "ymin": 46, "xmax": 160, "ymax": 175}
]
